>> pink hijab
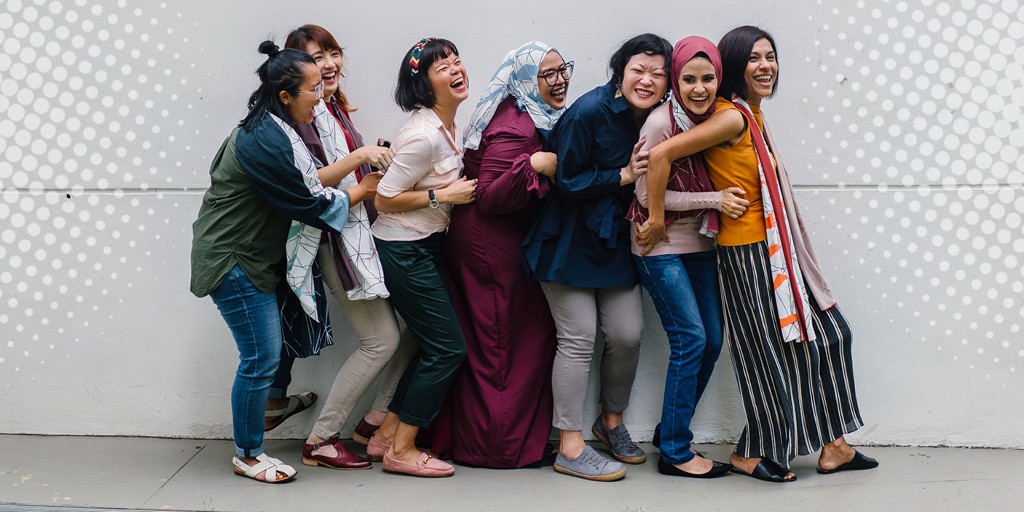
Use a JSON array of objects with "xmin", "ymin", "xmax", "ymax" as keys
[{"xmin": 627, "ymin": 36, "xmax": 722, "ymax": 228}]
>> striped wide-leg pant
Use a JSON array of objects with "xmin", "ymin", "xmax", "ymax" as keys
[{"xmin": 718, "ymin": 242, "xmax": 864, "ymax": 467}]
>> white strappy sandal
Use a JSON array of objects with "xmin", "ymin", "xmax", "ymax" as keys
[{"xmin": 232, "ymin": 453, "xmax": 297, "ymax": 483}]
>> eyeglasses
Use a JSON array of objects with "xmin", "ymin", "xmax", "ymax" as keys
[
  {"xmin": 539, "ymin": 61, "xmax": 574, "ymax": 86},
  {"xmin": 297, "ymin": 80, "xmax": 324, "ymax": 98}
]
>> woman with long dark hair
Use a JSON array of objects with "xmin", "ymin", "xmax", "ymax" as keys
[
  {"xmin": 701, "ymin": 26, "xmax": 877, "ymax": 482},
  {"xmin": 189, "ymin": 41, "xmax": 379, "ymax": 482}
]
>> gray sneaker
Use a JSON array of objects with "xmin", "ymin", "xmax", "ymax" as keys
[
  {"xmin": 553, "ymin": 446, "xmax": 627, "ymax": 481},
  {"xmin": 592, "ymin": 419, "xmax": 647, "ymax": 464}
]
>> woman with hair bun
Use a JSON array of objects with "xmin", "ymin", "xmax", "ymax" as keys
[{"xmin": 189, "ymin": 40, "xmax": 379, "ymax": 482}]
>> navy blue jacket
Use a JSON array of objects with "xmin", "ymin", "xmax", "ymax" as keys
[{"xmin": 523, "ymin": 83, "xmax": 641, "ymax": 288}]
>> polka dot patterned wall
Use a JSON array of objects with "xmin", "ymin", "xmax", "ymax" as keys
[
  {"xmin": 800, "ymin": 0, "xmax": 1022, "ymax": 379},
  {"xmin": 1, "ymin": 0, "xmax": 200, "ymax": 372}
]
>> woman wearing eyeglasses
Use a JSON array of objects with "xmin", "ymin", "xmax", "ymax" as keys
[
  {"xmin": 235, "ymin": 24, "xmax": 422, "ymax": 472},
  {"xmin": 428, "ymin": 42, "xmax": 571, "ymax": 469},
  {"xmin": 189, "ymin": 41, "xmax": 379, "ymax": 482}
]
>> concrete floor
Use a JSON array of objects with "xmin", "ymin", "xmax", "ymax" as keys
[{"xmin": 0, "ymin": 435, "xmax": 1020, "ymax": 512}]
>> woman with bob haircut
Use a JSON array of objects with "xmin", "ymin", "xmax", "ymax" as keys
[
  {"xmin": 644, "ymin": 25, "xmax": 877, "ymax": 482},
  {"xmin": 190, "ymin": 40, "xmax": 379, "ymax": 482},
  {"xmin": 365, "ymin": 37, "xmax": 477, "ymax": 478},
  {"xmin": 523, "ymin": 33, "xmax": 672, "ymax": 482}
]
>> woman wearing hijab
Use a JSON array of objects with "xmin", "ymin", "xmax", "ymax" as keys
[
  {"xmin": 430, "ymin": 41, "xmax": 570, "ymax": 469},
  {"xmin": 628, "ymin": 36, "xmax": 746, "ymax": 479}
]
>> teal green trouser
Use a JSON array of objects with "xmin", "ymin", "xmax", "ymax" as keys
[{"xmin": 374, "ymin": 232, "xmax": 466, "ymax": 428}]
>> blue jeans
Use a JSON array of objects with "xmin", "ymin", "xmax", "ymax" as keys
[
  {"xmin": 635, "ymin": 250, "xmax": 723, "ymax": 464},
  {"xmin": 210, "ymin": 265, "xmax": 283, "ymax": 458}
]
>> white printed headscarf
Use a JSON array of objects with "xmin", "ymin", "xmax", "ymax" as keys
[{"xmin": 463, "ymin": 41, "xmax": 565, "ymax": 150}]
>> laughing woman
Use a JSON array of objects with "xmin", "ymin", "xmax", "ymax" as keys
[
  {"xmin": 190, "ymin": 41, "xmax": 378, "ymax": 482},
  {"xmin": 430, "ymin": 41, "xmax": 569, "ymax": 468},
  {"xmin": 628, "ymin": 36, "xmax": 746, "ymax": 479},
  {"xmin": 523, "ymin": 33, "xmax": 672, "ymax": 482},
  {"xmin": 366, "ymin": 38, "xmax": 477, "ymax": 478},
  {"xmin": 706, "ymin": 26, "xmax": 877, "ymax": 482}
]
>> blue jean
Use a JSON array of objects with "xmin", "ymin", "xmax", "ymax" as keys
[
  {"xmin": 210, "ymin": 264, "xmax": 283, "ymax": 458},
  {"xmin": 635, "ymin": 250, "xmax": 723, "ymax": 464}
]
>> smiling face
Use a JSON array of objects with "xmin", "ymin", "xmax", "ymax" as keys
[
  {"xmin": 677, "ymin": 56, "xmax": 717, "ymax": 115},
  {"xmin": 304, "ymin": 41, "xmax": 343, "ymax": 99},
  {"xmin": 537, "ymin": 50, "xmax": 569, "ymax": 110},
  {"xmin": 427, "ymin": 51, "xmax": 468, "ymax": 111},
  {"xmin": 619, "ymin": 53, "xmax": 669, "ymax": 117},
  {"xmin": 282, "ymin": 63, "xmax": 322, "ymax": 125},
  {"xmin": 745, "ymin": 37, "xmax": 778, "ymax": 104}
]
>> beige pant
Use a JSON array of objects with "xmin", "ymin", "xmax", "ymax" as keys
[
  {"xmin": 310, "ymin": 244, "xmax": 417, "ymax": 439},
  {"xmin": 540, "ymin": 281, "xmax": 644, "ymax": 431}
]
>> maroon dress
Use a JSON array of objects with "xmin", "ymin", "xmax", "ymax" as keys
[{"xmin": 431, "ymin": 97, "xmax": 557, "ymax": 468}]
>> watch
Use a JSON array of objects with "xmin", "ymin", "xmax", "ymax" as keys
[{"xmin": 427, "ymin": 189, "xmax": 440, "ymax": 209}]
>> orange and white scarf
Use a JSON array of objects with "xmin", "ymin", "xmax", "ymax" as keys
[{"xmin": 732, "ymin": 96, "xmax": 816, "ymax": 342}]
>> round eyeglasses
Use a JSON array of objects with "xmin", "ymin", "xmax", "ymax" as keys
[
  {"xmin": 540, "ymin": 61, "xmax": 574, "ymax": 86},
  {"xmin": 297, "ymin": 80, "xmax": 325, "ymax": 98}
]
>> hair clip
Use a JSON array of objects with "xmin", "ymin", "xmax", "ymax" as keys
[{"xmin": 409, "ymin": 37, "xmax": 435, "ymax": 75}]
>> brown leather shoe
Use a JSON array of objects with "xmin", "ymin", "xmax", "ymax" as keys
[
  {"xmin": 352, "ymin": 418, "xmax": 380, "ymax": 445},
  {"xmin": 302, "ymin": 439, "xmax": 372, "ymax": 470}
]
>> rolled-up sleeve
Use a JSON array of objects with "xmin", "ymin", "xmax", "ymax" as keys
[{"xmin": 236, "ymin": 118, "xmax": 349, "ymax": 233}]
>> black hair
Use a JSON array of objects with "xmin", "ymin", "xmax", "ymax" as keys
[
  {"xmin": 717, "ymin": 26, "xmax": 779, "ymax": 100},
  {"xmin": 239, "ymin": 40, "xmax": 317, "ymax": 131},
  {"xmin": 608, "ymin": 33, "xmax": 672, "ymax": 87},
  {"xmin": 394, "ymin": 38, "xmax": 460, "ymax": 112}
]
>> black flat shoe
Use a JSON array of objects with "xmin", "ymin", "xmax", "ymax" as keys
[
  {"xmin": 652, "ymin": 423, "xmax": 661, "ymax": 449},
  {"xmin": 817, "ymin": 450, "xmax": 879, "ymax": 474},
  {"xmin": 658, "ymin": 457, "xmax": 732, "ymax": 479},
  {"xmin": 730, "ymin": 458, "xmax": 796, "ymax": 483}
]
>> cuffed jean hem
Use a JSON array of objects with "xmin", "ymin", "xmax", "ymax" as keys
[{"xmin": 235, "ymin": 442, "xmax": 266, "ymax": 459}]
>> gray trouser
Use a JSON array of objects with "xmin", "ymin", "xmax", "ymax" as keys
[
  {"xmin": 540, "ymin": 281, "xmax": 644, "ymax": 431},
  {"xmin": 310, "ymin": 244, "xmax": 416, "ymax": 439}
]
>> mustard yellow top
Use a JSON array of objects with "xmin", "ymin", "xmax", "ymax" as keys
[{"xmin": 703, "ymin": 98, "xmax": 772, "ymax": 246}]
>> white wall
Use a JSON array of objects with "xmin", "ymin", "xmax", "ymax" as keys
[{"xmin": 1, "ymin": 0, "xmax": 1022, "ymax": 448}]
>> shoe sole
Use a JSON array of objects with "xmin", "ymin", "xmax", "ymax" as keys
[
  {"xmin": 301, "ymin": 457, "xmax": 372, "ymax": 470},
  {"xmin": 233, "ymin": 468, "xmax": 294, "ymax": 483},
  {"xmin": 367, "ymin": 453, "xmax": 383, "ymax": 462},
  {"xmin": 351, "ymin": 432, "xmax": 371, "ymax": 445},
  {"xmin": 553, "ymin": 463, "xmax": 627, "ymax": 482},
  {"xmin": 591, "ymin": 427, "xmax": 647, "ymax": 465}
]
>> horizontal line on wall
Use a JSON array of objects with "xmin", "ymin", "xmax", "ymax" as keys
[{"xmin": 2, "ymin": 184, "xmax": 1020, "ymax": 195}]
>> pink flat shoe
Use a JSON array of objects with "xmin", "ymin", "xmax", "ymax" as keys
[
  {"xmin": 383, "ymin": 450, "xmax": 454, "ymax": 478},
  {"xmin": 366, "ymin": 435, "xmax": 389, "ymax": 462}
]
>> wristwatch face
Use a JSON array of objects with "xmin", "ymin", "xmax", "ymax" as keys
[{"xmin": 428, "ymin": 190, "xmax": 439, "ymax": 209}]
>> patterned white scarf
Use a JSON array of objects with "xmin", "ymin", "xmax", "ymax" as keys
[
  {"xmin": 268, "ymin": 103, "xmax": 388, "ymax": 320},
  {"xmin": 463, "ymin": 41, "xmax": 564, "ymax": 150},
  {"xmin": 731, "ymin": 97, "xmax": 816, "ymax": 342}
]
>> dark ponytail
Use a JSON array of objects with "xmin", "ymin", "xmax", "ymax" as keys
[{"xmin": 239, "ymin": 40, "xmax": 316, "ymax": 131}]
